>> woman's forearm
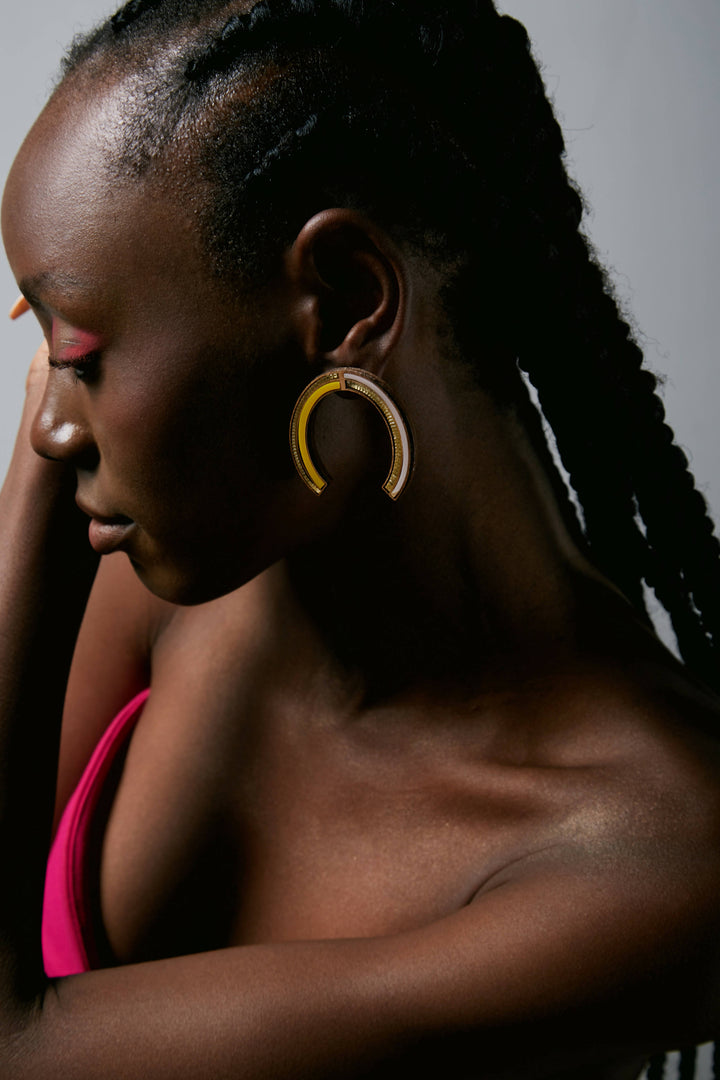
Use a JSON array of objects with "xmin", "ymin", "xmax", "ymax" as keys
[{"xmin": 0, "ymin": 399, "xmax": 97, "ymax": 1006}]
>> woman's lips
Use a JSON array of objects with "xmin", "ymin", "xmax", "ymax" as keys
[
  {"xmin": 76, "ymin": 500, "xmax": 134, "ymax": 554},
  {"xmin": 87, "ymin": 517, "xmax": 134, "ymax": 555}
]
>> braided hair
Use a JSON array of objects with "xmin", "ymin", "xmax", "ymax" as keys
[{"xmin": 57, "ymin": 3, "xmax": 719, "ymax": 1072}]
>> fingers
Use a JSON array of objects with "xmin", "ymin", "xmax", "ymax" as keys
[
  {"xmin": 7, "ymin": 294, "xmax": 48, "ymax": 398},
  {"xmin": 25, "ymin": 339, "xmax": 50, "ymax": 398},
  {"xmin": 9, "ymin": 296, "xmax": 30, "ymax": 321}
]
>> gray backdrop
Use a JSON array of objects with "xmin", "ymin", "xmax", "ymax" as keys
[{"xmin": 0, "ymin": 3, "xmax": 718, "ymax": 1077}]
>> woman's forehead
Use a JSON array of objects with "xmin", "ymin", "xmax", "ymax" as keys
[
  {"xmin": 5, "ymin": 81, "xmax": 187, "ymax": 243},
  {"xmin": 3, "ymin": 151, "xmax": 201, "ymax": 323},
  {"xmin": 4, "ymin": 145, "xmax": 120, "ymax": 290},
  {"xmin": 5, "ymin": 83, "xmax": 131, "ymax": 210}
]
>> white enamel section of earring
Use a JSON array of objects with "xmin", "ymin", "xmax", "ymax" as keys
[{"xmin": 345, "ymin": 372, "xmax": 412, "ymax": 498}]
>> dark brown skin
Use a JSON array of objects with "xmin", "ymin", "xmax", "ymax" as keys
[{"xmin": 0, "ymin": 73, "xmax": 719, "ymax": 1080}]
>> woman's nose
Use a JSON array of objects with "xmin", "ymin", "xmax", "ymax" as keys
[{"xmin": 30, "ymin": 378, "xmax": 98, "ymax": 468}]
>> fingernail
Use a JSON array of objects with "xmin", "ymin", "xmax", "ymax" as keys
[{"xmin": 9, "ymin": 296, "xmax": 30, "ymax": 320}]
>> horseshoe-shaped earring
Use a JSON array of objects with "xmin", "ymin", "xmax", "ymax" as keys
[{"xmin": 289, "ymin": 367, "xmax": 414, "ymax": 501}]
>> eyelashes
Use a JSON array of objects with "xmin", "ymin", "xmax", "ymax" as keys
[
  {"xmin": 47, "ymin": 351, "xmax": 100, "ymax": 383},
  {"xmin": 48, "ymin": 320, "xmax": 104, "ymax": 383}
]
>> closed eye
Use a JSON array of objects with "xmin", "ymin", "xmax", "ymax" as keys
[{"xmin": 47, "ymin": 351, "xmax": 100, "ymax": 383}]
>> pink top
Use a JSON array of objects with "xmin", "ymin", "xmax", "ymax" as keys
[{"xmin": 42, "ymin": 690, "xmax": 150, "ymax": 977}]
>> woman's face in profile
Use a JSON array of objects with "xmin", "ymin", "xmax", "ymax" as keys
[{"xmin": 1, "ymin": 83, "xmax": 307, "ymax": 604}]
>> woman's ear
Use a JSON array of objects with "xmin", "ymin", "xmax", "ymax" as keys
[{"xmin": 286, "ymin": 208, "xmax": 404, "ymax": 373}]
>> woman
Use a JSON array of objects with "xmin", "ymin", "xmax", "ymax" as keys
[{"xmin": 0, "ymin": 0, "xmax": 719, "ymax": 1076}]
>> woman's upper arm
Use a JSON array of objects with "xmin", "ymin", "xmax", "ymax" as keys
[
  {"xmin": 15, "ymin": 848, "xmax": 720, "ymax": 1079},
  {"xmin": 54, "ymin": 552, "xmax": 173, "ymax": 825}
]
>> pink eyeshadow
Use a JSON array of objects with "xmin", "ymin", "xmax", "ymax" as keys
[{"xmin": 50, "ymin": 319, "xmax": 103, "ymax": 360}]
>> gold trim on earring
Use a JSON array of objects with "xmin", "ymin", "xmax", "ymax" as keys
[{"xmin": 289, "ymin": 367, "xmax": 413, "ymax": 500}]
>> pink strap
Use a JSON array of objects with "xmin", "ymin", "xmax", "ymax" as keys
[{"xmin": 42, "ymin": 690, "xmax": 150, "ymax": 977}]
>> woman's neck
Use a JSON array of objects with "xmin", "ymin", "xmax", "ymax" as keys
[{"xmin": 276, "ymin": 358, "xmax": 639, "ymax": 705}]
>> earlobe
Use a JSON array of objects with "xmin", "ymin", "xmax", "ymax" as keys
[{"xmin": 287, "ymin": 209, "xmax": 404, "ymax": 372}]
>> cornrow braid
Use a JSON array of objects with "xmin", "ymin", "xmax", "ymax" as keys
[
  {"xmin": 181, "ymin": 0, "xmax": 491, "ymax": 88},
  {"xmin": 54, "ymin": 3, "xmax": 720, "ymax": 1075},
  {"xmin": 184, "ymin": 3, "xmax": 338, "ymax": 84},
  {"xmin": 238, "ymin": 113, "xmax": 319, "ymax": 186},
  {"xmin": 185, "ymin": 11, "xmax": 252, "ymax": 84},
  {"xmin": 110, "ymin": 0, "xmax": 164, "ymax": 33}
]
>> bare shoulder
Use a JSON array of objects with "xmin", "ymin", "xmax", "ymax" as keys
[
  {"xmin": 502, "ymin": 660, "xmax": 720, "ymax": 955},
  {"xmin": 580, "ymin": 665, "xmax": 720, "ymax": 866},
  {"xmin": 449, "ymin": 670, "xmax": 720, "ymax": 1052}
]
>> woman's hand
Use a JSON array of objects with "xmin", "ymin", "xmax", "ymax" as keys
[
  {"xmin": 16, "ymin": 338, "xmax": 52, "ymax": 444},
  {"xmin": 9, "ymin": 295, "xmax": 47, "ymax": 410},
  {"xmin": 25, "ymin": 336, "xmax": 49, "ymax": 398},
  {"xmin": 7, "ymin": 294, "xmax": 52, "ymax": 470},
  {"xmin": 2, "ymin": 336, "xmax": 70, "ymax": 511}
]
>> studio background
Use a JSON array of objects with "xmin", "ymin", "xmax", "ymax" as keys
[{"xmin": 0, "ymin": 5, "xmax": 718, "ymax": 1074}]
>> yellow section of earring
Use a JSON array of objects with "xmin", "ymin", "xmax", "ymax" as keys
[{"xmin": 289, "ymin": 367, "xmax": 413, "ymax": 500}]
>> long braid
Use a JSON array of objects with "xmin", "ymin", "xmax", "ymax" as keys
[
  {"xmin": 56, "ymin": 3, "xmax": 719, "ymax": 1075},
  {"xmin": 455, "ymin": 13, "xmax": 720, "ymax": 687},
  {"xmin": 679, "ymin": 1046, "xmax": 699, "ymax": 1080},
  {"xmin": 646, "ymin": 1055, "xmax": 667, "ymax": 1080}
]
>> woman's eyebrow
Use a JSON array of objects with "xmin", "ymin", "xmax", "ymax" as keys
[{"xmin": 18, "ymin": 270, "xmax": 93, "ymax": 306}]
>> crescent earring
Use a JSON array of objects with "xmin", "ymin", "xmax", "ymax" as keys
[{"xmin": 289, "ymin": 367, "xmax": 414, "ymax": 501}]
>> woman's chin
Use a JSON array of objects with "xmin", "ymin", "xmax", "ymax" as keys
[{"xmin": 126, "ymin": 553, "xmax": 263, "ymax": 607}]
